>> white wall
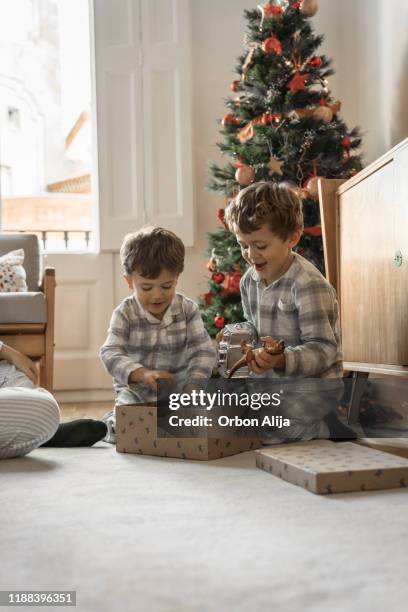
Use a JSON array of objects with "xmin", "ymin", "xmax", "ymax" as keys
[
  {"xmin": 314, "ymin": 0, "xmax": 408, "ymax": 164},
  {"xmin": 113, "ymin": 0, "xmax": 408, "ymax": 305}
]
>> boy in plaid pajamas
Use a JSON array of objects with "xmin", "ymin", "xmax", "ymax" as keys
[
  {"xmin": 224, "ymin": 181, "xmax": 353, "ymax": 441},
  {"xmin": 100, "ymin": 227, "xmax": 216, "ymax": 443}
]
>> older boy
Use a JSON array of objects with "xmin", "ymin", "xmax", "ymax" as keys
[
  {"xmin": 225, "ymin": 182, "xmax": 349, "ymax": 441},
  {"xmin": 100, "ymin": 226, "xmax": 216, "ymax": 442}
]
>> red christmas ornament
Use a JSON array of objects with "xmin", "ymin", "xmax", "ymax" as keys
[
  {"xmin": 214, "ymin": 315, "xmax": 225, "ymax": 329},
  {"xmin": 223, "ymin": 271, "xmax": 243, "ymax": 295},
  {"xmin": 297, "ymin": 247, "xmax": 305, "ymax": 256},
  {"xmin": 232, "ymin": 271, "xmax": 243, "ymax": 290},
  {"xmin": 342, "ymin": 137, "xmax": 352, "ymax": 148},
  {"xmin": 309, "ymin": 56, "xmax": 322, "ymax": 67},
  {"xmin": 264, "ymin": 4, "xmax": 283, "ymax": 16},
  {"xmin": 230, "ymin": 80, "xmax": 240, "ymax": 92},
  {"xmin": 287, "ymin": 71, "xmax": 311, "ymax": 92},
  {"xmin": 304, "ymin": 225, "xmax": 322, "ymax": 237},
  {"xmin": 291, "ymin": 2, "xmax": 301, "ymax": 9},
  {"xmin": 262, "ymin": 35, "xmax": 282, "ymax": 55},
  {"xmin": 221, "ymin": 114, "xmax": 240, "ymax": 126},
  {"xmin": 202, "ymin": 292, "xmax": 214, "ymax": 306},
  {"xmin": 212, "ymin": 272, "xmax": 225, "ymax": 285}
]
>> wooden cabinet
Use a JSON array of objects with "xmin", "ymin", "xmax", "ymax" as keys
[{"xmin": 319, "ymin": 137, "xmax": 408, "ymax": 376}]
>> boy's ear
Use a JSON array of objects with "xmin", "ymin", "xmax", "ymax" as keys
[
  {"xmin": 124, "ymin": 274, "xmax": 133, "ymax": 290},
  {"xmin": 288, "ymin": 229, "xmax": 302, "ymax": 249}
]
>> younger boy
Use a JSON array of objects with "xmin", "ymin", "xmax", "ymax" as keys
[
  {"xmin": 100, "ymin": 226, "xmax": 216, "ymax": 442},
  {"xmin": 225, "ymin": 181, "xmax": 349, "ymax": 441}
]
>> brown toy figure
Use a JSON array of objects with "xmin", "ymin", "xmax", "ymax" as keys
[{"xmin": 227, "ymin": 336, "xmax": 285, "ymax": 378}]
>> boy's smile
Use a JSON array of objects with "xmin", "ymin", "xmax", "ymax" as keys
[
  {"xmin": 125, "ymin": 269, "xmax": 178, "ymax": 320},
  {"xmin": 233, "ymin": 224, "xmax": 302, "ymax": 285}
]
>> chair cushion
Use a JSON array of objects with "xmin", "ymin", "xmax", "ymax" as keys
[
  {"xmin": 0, "ymin": 249, "xmax": 27, "ymax": 292},
  {"xmin": 0, "ymin": 292, "xmax": 47, "ymax": 323},
  {"xmin": 0, "ymin": 233, "xmax": 41, "ymax": 291}
]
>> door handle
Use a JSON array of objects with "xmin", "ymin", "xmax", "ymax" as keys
[{"xmin": 394, "ymin": 250, "xmax": 403, "ymax": 267}]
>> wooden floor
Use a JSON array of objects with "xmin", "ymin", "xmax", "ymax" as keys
[{"xmin": 59, "ymin": 401, "xmax": 113, "ymax": 422}]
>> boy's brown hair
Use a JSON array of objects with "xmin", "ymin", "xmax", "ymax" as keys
[
  {"xmin": 120, "ymin": 226, "xmax": 185, "ymax": 278},
  {"xmin": 225, "ymin": 181, "xmax": 304, "ymax": 239}
]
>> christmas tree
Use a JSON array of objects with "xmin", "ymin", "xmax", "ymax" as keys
[{"xmin": 199, "ymin": 0, "xmax": 363, "ymax": 337}]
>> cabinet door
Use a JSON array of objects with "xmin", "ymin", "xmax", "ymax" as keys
[
  {"xmin": 394, "ymin": 143, "xmax": 408, "ymax": 365},
  {"xmin": 340, "ymin": 158, "xmax": 400, "ymax": 365}
]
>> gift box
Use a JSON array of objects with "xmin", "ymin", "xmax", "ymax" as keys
[
  {"xmin": 255, "ymin": 439, "xmax": 408, "ymax": 494},
  {"xmin": 356, "ymin": 438, "xmax": 408, "ymax": 459},
  {"xmin": 116, "ymin": 404, "xmax": 261, "ymax": 460}
]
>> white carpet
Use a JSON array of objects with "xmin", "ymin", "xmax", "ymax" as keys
[{"xmin": 1, "ymin": 444, "xmax": 408, "ymax": 612}]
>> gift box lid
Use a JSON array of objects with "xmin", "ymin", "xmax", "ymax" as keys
[{"xmin": 255, "ymin": 440, "xmax": 408, "ymax": 494}]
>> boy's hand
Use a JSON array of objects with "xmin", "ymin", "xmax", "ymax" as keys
[
  {"xmin": 129, "ymin": 367, "xmax": 174, "ymax": 388},
  {"xmin": 249, "ymin": 349, "xmax": 285, "ymax": 374},
  {"xmin": 2, "ymin": 345, "xmax": 38, "ymax": 384}
]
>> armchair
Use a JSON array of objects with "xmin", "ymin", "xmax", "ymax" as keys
[{"xmin": 0, "ymin": 233, "xmax": 55, "ymax": 391}]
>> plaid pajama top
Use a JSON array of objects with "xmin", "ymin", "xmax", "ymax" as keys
[
  {"xmin": 240, "ymin": 252, "xmax": 343, "ymax": 378},
  {"xmin": 100, "ymin": 293, "xmax": 216, "ymax": 403}
]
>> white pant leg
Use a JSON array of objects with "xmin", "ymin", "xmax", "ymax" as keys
[{"xmin": 0, "ymin": 385, "xmax": 60, "ymax": 459}]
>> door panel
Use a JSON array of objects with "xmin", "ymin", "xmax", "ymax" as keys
[{"xmin": 46, "ymin": 252, "xmax": 114, "ymax": 390}]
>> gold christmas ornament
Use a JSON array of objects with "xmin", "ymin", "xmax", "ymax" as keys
[
  {"xmin": 268, "ymin": 157, "xmax": 284, "ymax": 176},
  {"xmin": 235, "ymin": 165, "xmax": 255, "ymax": 186},
  {"xmin": 300, "ymin": 0, "xmax": 319, "ymax": 17},
  {"xmin": 313, "ymin": 106, "xmax": 333, "ymax": 123},
  {"xmin": 305, "ymin": 176, "xmax": 322, "ymax": 199}
]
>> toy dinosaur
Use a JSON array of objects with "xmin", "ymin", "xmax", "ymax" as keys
[{"xmin": 227, "ymin": 336, "xmax": 285, "ymax": 378}]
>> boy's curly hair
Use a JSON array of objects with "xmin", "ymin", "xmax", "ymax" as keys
[
  {"xmin": 120, "ymin": 226, "xmax": 185, "ymax": 278},
  {"xmin": 225, "ymin": 181, "xmax": 304, "ymax": 239}
]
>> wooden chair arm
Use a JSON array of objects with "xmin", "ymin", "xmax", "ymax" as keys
[{"xmin": 41, "ymin": 267, "xmax": 56, "ymax": 295}]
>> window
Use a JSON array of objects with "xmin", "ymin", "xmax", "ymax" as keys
[
  {"xmin": 0, "ymin": 0, "xmax": 95, "ymax": 252},
  {"xmin": 1, "ymin": 0, "xmax": 194, "ymax": 252}
]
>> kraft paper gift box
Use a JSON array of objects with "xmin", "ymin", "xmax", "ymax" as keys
[
  {"xmin": 116, "ymin": 404, "xmax": 261, "ymax": 460},
  {"xmin": 356, "ymin": 438, "xmax": 408, "ymax": 459},
  {"xmin": 255, "ymin": 439, "xmax": 408, "ymax": 494}
]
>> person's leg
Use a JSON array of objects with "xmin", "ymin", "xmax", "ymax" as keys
[
  {"xmin": 0, "ymin": 386, "xmax": 60, "ymax": 459},
  {"xmin": 0, "ymin": 361, "xmax": 106, "ymax": 450},
  {"xmin": 101, "ymin": 409, "xmax": 116, "ymax": 444},
  {"xmin": 102, "ymin": 388, "xmax": 144, "ymax": 444},
  {"xmin": 42, "ymin": 419, "xmax": 107, "ymax": 447}
]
